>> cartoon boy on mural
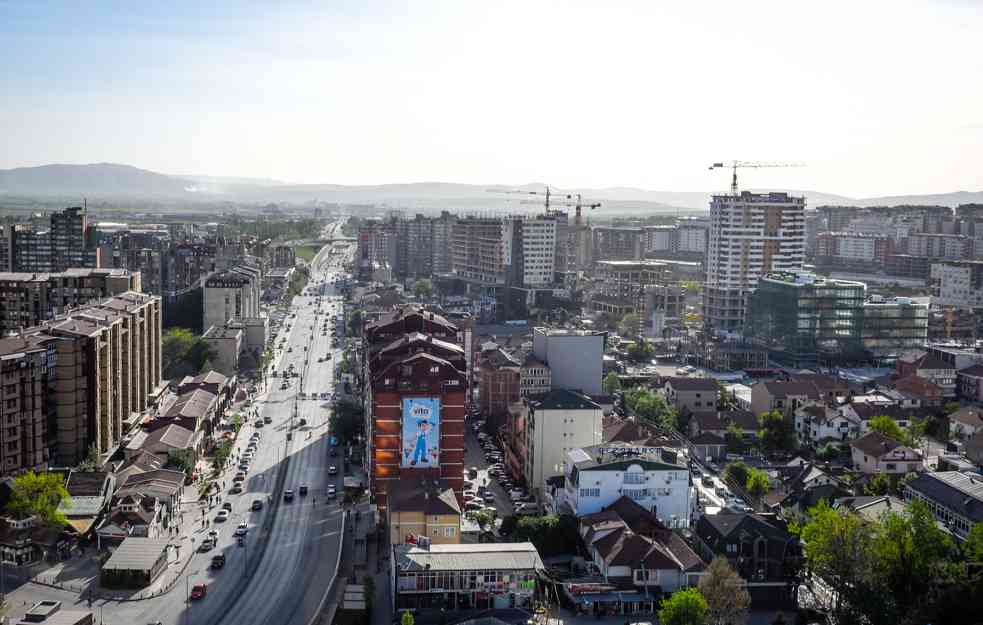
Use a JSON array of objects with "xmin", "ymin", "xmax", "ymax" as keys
[{"xmin": 408, "ymin": 418, "xmax": 433, "ymax": 466}]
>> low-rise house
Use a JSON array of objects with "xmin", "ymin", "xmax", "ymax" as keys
[
  {"xmin": 557, "ymin": 442, "xmax": 691, "ymax": 527},
  {"xmin": 833, "ymin": 495, "xmax": 906, "ymax": 522},
  {"xmin": 949, "ymin": 406, "xmax": 983, "ymax": 439},
  {"xmin": 892, "ymin": 375, "xmax": 943, "ymax": 407},
  {"xmin": 896, "ymin": 350, "xmax": 956, "ymax": 398},
  {"xmin": 391, "ymin": 543, "xmax": 544, "ymax": 611},
  {"xmin": 688, "ymin": 412, "xmax": 726, "ymax": 439},
  {"xmin": 957, "ymin": 364, "xmax": 983, "ymax": 402},
  {"xmin": 114, "ymin": 469, "xmax": 185, "ymax": 524},
  {"xmin": 579, "ymin": 497, "xmax": 704, "ymax": 607},
  {"xmin": 690, "ymin": 433, "xmax": 726, "ymax": 462},
  {"xmin": 162, "ymin": 388, "xmax": 220, "ymax": 435},
  {"xmin": 965, "ymin": 432, "xmax": 983, "ymax": 466},
  {"xmin": 693, "ymin": 513, "xmax": 802, "ymax": 606},
  {"xmin": 177, "ymin": 370, "xmax": 234, "ymax": 414},
  {"xmin": 849, "ymin": 431, "xmax": 923, "ymax": 475},
  {"xmin": 60, "ymin": 471, "xmax": 115, "ymax": 537},
  {"xmin": 662, "ymin": 377, "xmax": 719, "ymax": 416},
  {"xmin": 125, "ymin": 423, "xmax": 199, "ymax": 462},
  {"xmin": 751, "ymin": 375, "xmax": 848, "ymax": 417},
  {"xmin": 100, "ymin": 537, "xmax": 171, "ymax": 589},
  {"xmin": 0, "ymin": 513, "xmax": 73, "ymax": 565},
  {"xmin": 794, "ymin": 405, "xmax": 861, "ymax": 445},
  {"xmin": 387, "ymin": 477, "xmax": 461, "ymax": 546},
  {"xmin": 719, "ymin": 409, "xmax": 760, "ymax": 441},
  {"xmin": 97, "ymin": 494, "xmax": 165, "ymax": 547},
  {"xmin": 842, "ymin": 403, "xmax": 935, "ymax": 434},
  {"xmin": 903, "ymin": 471, "xmax": 983, "ymax": 540}
]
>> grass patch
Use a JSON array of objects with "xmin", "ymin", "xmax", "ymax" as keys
[{"xmin": 294, "ymin": 245, "xmax": 323, "ymax": 262}]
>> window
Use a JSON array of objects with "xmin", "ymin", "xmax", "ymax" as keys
[
  {"xmin": 579, "ymin": 488, "xmax": 600, "ymax": 498},
  {"xmin": 445, "ymin": 527, "xmax": 455, "ymax": 538}
]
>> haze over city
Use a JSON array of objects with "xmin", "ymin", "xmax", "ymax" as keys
[{"xmin": 2, "ymin": 0, "xmax": 982, "ymax": 197}]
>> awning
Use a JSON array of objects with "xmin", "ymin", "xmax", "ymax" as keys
[{"xmin": 66, "ymin": 518, "xmax": 97, "ymax": 535}]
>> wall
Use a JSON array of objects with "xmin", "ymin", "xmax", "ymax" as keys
[
  {"xmin": 526, "ymin": 406, "xmax": 602, "ymax": 494},
  {"xmin": 532, "ymin": 331, "xmax": 603, "ymax": 395}
]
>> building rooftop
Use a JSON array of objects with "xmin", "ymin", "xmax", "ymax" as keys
[
  {"xmin": 203, "ymin": 325, "xmax": 243, "ymax": 340},
  {"xmin": 394, "ymin": 542, "xmax": 545, "ymax": 573},
  {"xmin": 569, "ymin": 442, "xmax": 683, "ymax": 471},
  {"xmin": 905, "ymin": 471, "xmax": 983, "ymax": 523},
  {"xmin": 531, "ymin": 388, "xmax": 600, "ymax": 411},
  {"xmin": 101, "ymin": 537, "xmax": 170, "ymax": 572}
]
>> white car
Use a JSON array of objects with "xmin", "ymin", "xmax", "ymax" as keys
[
  {"xmin": 215, "ymin": 510, "xmax": 230, "ymax": 522},
  {"xmin": 234, "ymin": 522, "xmax": 248, "ymax": 536}
]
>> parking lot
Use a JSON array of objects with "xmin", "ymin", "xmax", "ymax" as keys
[{"xmin": 461, "ymin": 417, "xmax": 534, "ymax": 526}]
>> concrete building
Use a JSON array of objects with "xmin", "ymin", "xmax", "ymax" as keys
[
  {"xmin": 591, "ymin": 226, "xmax": 644, "ymax": 261},
  {"xmin": 450, "ymin": 217, "xmax": 507, "ymax": 286},
  {"xmin": 558, "ymin": 443, "xmax": 691, "ymax": 525},
  {"xmin": 705, "ymin": 192, "xmax": 806, "ymax": 332},
  {"xmin": 9, "ymin": 206, "xmax": 99, "ymax": 274},
  {"xmin": 0, "ymin": 225, "xmax": 14, "ymax": 272},
  {"xmin": 202, "ymin": 325, "xmax": 243, "ymax": 376},
  {"xmin": 957, "ymin": 364, "xmax": 983, "ymax": 402},
  {"xmin": 523, "ymin": 389, "xmax": 603, "ymax": 496},
  {"xmin": 0, "ymin": 268, "xmax": 141, "ymax": 336},
  {"xmin": 642, "ymin": 225, "xmax": 675, "ymax": 253},
  {"xmin": 906, "ymin": 232, "xmax": 972, "ymax": 261},
  {"xmin": 815, "ymin": 232, "xmax": 893, "ymax": 270},
  {"xmin": 903, "ymin": 471, "xmax": 983, "ymax": 540},
  {"xmin": 931, "ymin": 260, "xmax": 983, "ymax": 309},
  {"xmin": 271, "ymin": 245, "xmax": 295, "ymax": 268},
  {"xmin": 202, "ymin": 266, "xmax": 260, "ymax": 333},
  {"xmin": 675, "ymin": 220, "xmax": 709, "ymax": 254},
  {"xmin": 661, "ymin": 377, "xmax": 719, "ymax": 416},
  {"xmin": 519, "ymin": 355, "xmax": 551, "ymax": 397},
  {"xmin": 532, "ymin": 327, "xmax": 605, "ymax": 395},
  {"xmin": 476, "ymin": 348, "xmax": 520, "ymax": 418}
]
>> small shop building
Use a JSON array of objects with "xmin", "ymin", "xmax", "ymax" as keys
[
  {"xmin": 99, "ymin": 537, "xmax": 170, "ymax": 588},
  {"xmin": 392, "ymin": 542, "xmax": 544, "ymax": 611}
]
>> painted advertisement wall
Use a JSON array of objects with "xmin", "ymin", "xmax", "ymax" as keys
[{"xmin": 401, "ymin": 397, "xmax": 441, "ymax": 468}]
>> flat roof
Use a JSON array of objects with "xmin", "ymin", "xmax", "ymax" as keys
[
  {"xmin": 102, "ymin": 537, "xmax": 170, "ymax": 571},
  {"xmin": 394, "ymin": 542, "xmax": 544, "ymax": 573}
]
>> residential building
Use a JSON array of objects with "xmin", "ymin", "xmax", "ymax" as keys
[
  {"xmin": 896, "ymin": 350, "xmax": 956, "ymax": 398},
  {"xmin": 0, "ymin": 225, "xmax": 12, "ymax": 272},
  {"xmin": 9, "ymin": 206, "xmax": 99, "ymax": 273},
  {"xmin": 745, "ymin": 272, "xmax": 866, "ymax": 367},
  {"xmin": 661, "ymin": 377, "xmax": 718, "ymax": 416},
  {"xmin": 0, "ymin": 268, "xmax": 141, "ymax": 335},
  {"xmin": 705, "ymin": 192, "xmax": 806, "ymax": 332},
  {"xmin": 519, "ymin": 355, "xmax": 550, "ymax": 397},
  {"xmin": 0, "ymin": 335, "xmax": 55, "ymax": 475},
  {"xmin": 926, "ymin": 343, "xmax": 983, "ymax": 372},
  {"xmin": 450, "ymin": 216, "xmax": 507, "ymax": 286},
  {"xmin": 558, "ymin": 443, "xmax": 691, "ymax": 525},
  {"xmin": 693, "ymin": 513, "xmax": 801, "ymax": 605},
  {"xmin": 387, "ymin": 476, "xmax": 462, "ymax": 546},
  {"xmin": 892, "ymin": 375, "xmax": 943, "ymax": 407},
  {"xmin": 958, "ymin": 364, "xmax": 983, "ymax": 402},
  {"xmin": 642, "ymin": 225, "xmax": 675, "ymax": 253},
  {"xmin": 949, "ymin": 406, "xmax": 983, "ymax": 439},
  {"xmin": 524, "ymin": 389, "xmax": 604, "ymax": 497},
  {"xmin": 815, "ymin": 232, "xmax": 893, "ymax": 271},
  {"xmin": 750, "ymin": 375, "xmax": 848, "ymax": 417},
  {"xmin": 697, "ymin": 340, "xmax": 769, "ymax": 372},
  {"xmin": 271, "ymin": 245, "xmax": 295, "ymax": 268},
  {"xmin": 579, "ymin": 497, "xmax": 704, "ymax": 606},
  {"xmin": 906, "ymin": 232, "xmax": 972, "ymax": 260},
  {"xmin": 860, "ymin": 296, "xmax": 929, "ymax": 358},
  {"xmin": 532, "ymin": 327, "xmax": 605, "ymax": 395},
  {"xmin": 675, "ymin": 219, "xmax": 709, "ymax": 254},
  {"xmin": 391, "ymin": 543, "xmax": 544, "ymax": 611},
  {"xmin": 794, "ymin": 405, "xmax": 861, "ymax": 445},
  {"xmin": 903, "ymin": 471, "xmax": 983, "ymax": 540},
  {"xmin": 362, "ymin": 307, "xmax": 469, "ymax": 511},
  {"xmin": 476, "ymin": 348, "xmax": 520, "ymax": 418},
  {"xmin": 849, "ymin": 431, "xmax": 923, "ymax": 475},
  {"xmin": 931, "ymin": 260, "xmax": 983, "ymax": 308}
]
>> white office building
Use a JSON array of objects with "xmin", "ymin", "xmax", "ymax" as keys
[
  {"xmin": 704, "ymin": 191, "xmax": 805, "ymax": 331},
  {"xmin": 523, "ymin": 389, "xmax": 604, "ymax": 497}
]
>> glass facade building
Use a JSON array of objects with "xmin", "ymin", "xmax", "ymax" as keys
[
  {"xmin": 746, "ymin": 272, "xmax": 866, "ymax": 367},
  {"xmin": 861, "ymin": 295, "xmax": 929, "ymax": 360}
]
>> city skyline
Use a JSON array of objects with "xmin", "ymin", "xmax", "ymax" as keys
[{"xmin": 2, "ymin": 1, "xmax": 982, "ymax": 198}]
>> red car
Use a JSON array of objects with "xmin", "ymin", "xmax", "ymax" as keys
[{"xmin": 190, "ymin": 583, "xmax": 207, "ymax": 600}]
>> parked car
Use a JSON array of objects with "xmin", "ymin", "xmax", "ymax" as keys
[
  {"xmin": 251, "ymin": 499, "xmax": 264, "ymax": 511},
  {"xmin": 190, "ymin": 584, "xmax": 207, "ymax": 600},
  {"xmin": 210, "ymin": 554, "xmax": 226, "ymax": 569},
  {"xmin": 215, "ymin": 510, "xmax": 230, "ymax": 522},
  {"xmin": 235, "ymin": 523, "xmax": 248, "ymax": 536},
  {"xmin": 284, "ymin": 490, "xmax": 295, "ymax": 502},
  {"xmin": 299, "ymin": 485, "xmax": 309, "ymax": 495},
  {"xmin": 328, "ymin": 466, "xmax": 338, "ymax": 475}
]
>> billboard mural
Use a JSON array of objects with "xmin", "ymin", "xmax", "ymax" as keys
[{"xmin": 401, "ymin": 398, "xmax": 441, "ymax": 468}]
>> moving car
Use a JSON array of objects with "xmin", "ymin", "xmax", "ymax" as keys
[
  {"xmin": 299, "ymin": 485, "xmax": 309, "ymax": 495},
  {"xmin": 251, "ymin": 499, "xmax": 264, "ymax": 511},
  {"xmin": 328, "ymin": 466, "xmax": 338, "ymax": 475},
  {"xmin": 215, "ymin": 510, "xmax": 230, "ymax": 522},
  {"xmin": 284, "ymin": 490, "xmax": 295, "ymax": 502},
  {"xmin": 199, "ymin": 537, "xmax": 215, "ymax": 552},
  {"xmin": 234, "ymin": 522, "xmax": 248, "ymax": 536},
  {"xmin": 264, "ymin": 415, "xmax": 272, "ymax": 424},
  {"xmin": 190, "ymin": 584, "xmax": 207, "ymax": 600},
  {"xmin": 210, "ymin": 554, "xmax": 226, "ymax": 569}
]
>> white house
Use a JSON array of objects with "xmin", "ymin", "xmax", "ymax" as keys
[
  {"xmin": 556, "ymin": 442, "xmax": 692, "ymax": 528},
  {"xmin": 849, "ymin": 431, "xmax": 923, "ymax": 475},
  {"xmin": 794, "ymin": 405, "xmax": 862, "ymax": 445}
]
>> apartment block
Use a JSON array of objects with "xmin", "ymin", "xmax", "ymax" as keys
[
  {"xmin": 202, "ymin": 265, "xmax": 261, "ymax": 332},
  {"xmin": 0, "ymin": 335, "xmax": 55, "ymax": 475},
  {"xmin": 815, "ymin": 232, "xmax": 893, "ymax": 270},
  {"xmin": 931, "ymin": 260, "xmax": 983, "ymax": 309},
  {"xmin": 532, "ymin": 327, "xmax": 605, "ymax": 395},
  {"xmin": 906, "ymin": 232, "xmax": 972, "ymax": 261},
  {"xmin": 0, "ymin": 268, "xmax": 141, "ymax": 336},
  {"xmin": 10, "ymin": 206, "xmax": 99, "ymax": 273},
  {"xmin": 451, "ymin": 217, "xmax": 507, "ymax": 285},
  {"xmin": 591, "ymin": 226, "xmax": 643, "ymax": 261},
  {"xmin": 705, "ymin": 192, "xmax": 805, "ymax": 332}
]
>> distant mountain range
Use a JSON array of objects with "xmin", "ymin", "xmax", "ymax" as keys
[{"xmin": 1, "ymin": 162, "xmax": 981, "ymax": 213}]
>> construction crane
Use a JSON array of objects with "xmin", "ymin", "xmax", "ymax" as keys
[
  {"xmin": 489, "ymin": 186, "xmax": 601, "ymax": 223},
  {"xmin": 519, "ymin": 193, "xmax": 601, "ymax": 224},
  {"xmin": 709, "ymin": 161, "xmax": 804, "ymax": 195}
]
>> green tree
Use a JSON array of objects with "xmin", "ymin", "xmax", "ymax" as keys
[
  {"xmin": 864, "ymin": 472, "xmax": 892, "ymax": 496},
  {"xmin": 602, "ymin": 372, "xmax": 622, "ymax": 395},
  {"xmin": 618, "ymin": 313, "xmax": 641, "ymax": 337},
  {"xmin": 680, "ymin": 280, "xmax": 702, "ymax": 294},
  {"xmin": 725, "ymin": 423, "xmax": 744, "ymax": 454},
  {"xmin": 7, "ymin": 471, "xmax": 72, "ymax": 526},
  {"xmin": 166, "ymin": 450, "xmax": 196, "ymax": 478},
  {"xmin": 413, "ymin": 279, "xmax": 434, "ymax": 300},
  {"xmin": 746, "ymin": 468, "xmax": 770, "ymax": 496},
  {"xmin": 724, "ymin": 461, "xmax": 750, "ymax": 486},
  {"xmin": 943, "ymin": 401, "xmax": 961, "ymax": 415},
  {"xmin": 348, "ymin": 309, "xmax": 364, "ymax": 336},
  {"xmin": 757, "ymin": 410, "xmax": 796, "ymax": 453},
  {"xmin": 469, "ymin": 509, "xmax": 495, "ymax": 529},
  {"xmin": 815, "ymin": 441, "xmax": 841, "ymax": 461},
  {"xmin": 330, "ymin": 400, "xmax": 364, "ymax": 445},
  {"xmin": 965, "ymin": 523, "xmax": 983, "ymax": 562},
  {"xmin": 698, "ymin": 556, "xmax": 750, "ymax": 625},
  {"xmin": 162, "ymin": 328, "xmax": 195, "ymax": 375},
  {"xmin": 868, "ymin": 415, "xmax": 908, "ymax": 445},
  {"xmin": 625, "ymin": 387, "xmax": 677, "ymax": 430},
  {"xmin": 401, "ymin": 610, "xmax": 415, "ymax": 625},
  {"xmin": 627, "ymin": 340, "xmax": 655, "ymax": 363},
  {"xmin": 511, "ymin": 514, "xmax": 580, "ymax": 557},
  {"xmin": 797, "ymin": 501, "xmax": 877, "ymax": 622},
  {"xmin": 658, "ymin": 588, "xmax": 708, "ymax": 625}
]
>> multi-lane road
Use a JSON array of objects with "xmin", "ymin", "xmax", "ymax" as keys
[{"xmin": 6, "ymin": 234, "xmax": 356, "ymax": 625}]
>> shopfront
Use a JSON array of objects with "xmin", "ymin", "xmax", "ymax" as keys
[{"xmin": 393, "ymin": 543, "xmax": 544, "ymax": 613}]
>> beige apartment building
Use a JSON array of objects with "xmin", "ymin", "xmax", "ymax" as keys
[
  {"xmin": 0, "ymin": 290, "xmax": 163, "ymax": 474},
  {"xmin": 0, "ymin": 335, "xmax": 55, "ymax": 474}
]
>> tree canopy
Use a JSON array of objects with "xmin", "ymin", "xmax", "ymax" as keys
[
  {"xmin": 757, "ymin": 410, "xmax": 796, "ymax": 453},
  {"xmin": 698, "ymin": 556, "xmax": 750, "ymax": 625},
  {"xmin": 602, "ymin": 372, "xmax": 622, "ymax": 395},
  {"xmin": 618, "ymin": 313, "xmax": 641, "ymax": 337},
  {"xmin": 658, "ymin": 588, "xmax": 708, "ymax": 625},
  {"xmin": 624, "ymin": 387, "xmax": 678, "ymax": 430},
  {"xmin": 162, "ymin": 327, "xmax": 218, "ymax": 379},
  {"xmin": 413, "ymin": 279, "xmax": 434, "ymax": 299},
  {"xmin": 626, "ymin": 340, "xmax": 655, "ymax": 363},
  {"xmin": 7, "ymin": 471, "xmax": 72, "ymax": 526}
]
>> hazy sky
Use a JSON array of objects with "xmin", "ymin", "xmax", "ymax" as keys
[{"xmin": 1, "ymin": 0, "xmax": 981, "ymax": 197}]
